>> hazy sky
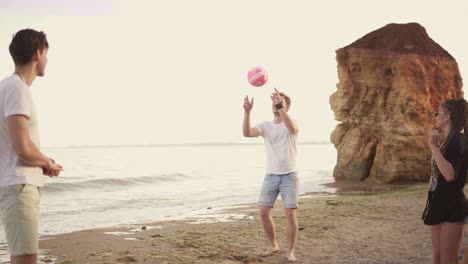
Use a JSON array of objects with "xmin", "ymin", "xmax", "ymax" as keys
[{"xmin": 0, "ymin": 0, "xmax": 467, "ymax": 147}]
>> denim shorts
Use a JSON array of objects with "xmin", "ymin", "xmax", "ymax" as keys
[{"xmin": 258, "ymin": 172, "xmax": 299, "ymax": 209}]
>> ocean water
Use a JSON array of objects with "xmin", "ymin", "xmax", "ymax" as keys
[{"xmin": 0, "ymin": 143, "xmax": 337, "ymax": 242}]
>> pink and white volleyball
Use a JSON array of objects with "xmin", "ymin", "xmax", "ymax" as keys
[{"xmin": 247, "ymin": 67, "xmax": 268, "ymax": 87}]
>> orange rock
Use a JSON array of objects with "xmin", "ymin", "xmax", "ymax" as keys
[{"xmin": 330, "ymin": 23, "xmax": 464, "ymax": 183}]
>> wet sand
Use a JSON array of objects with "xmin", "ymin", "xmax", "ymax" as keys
[{"xmin": 37, "ymin": 183, "xmax": 463, "ymax": 264}]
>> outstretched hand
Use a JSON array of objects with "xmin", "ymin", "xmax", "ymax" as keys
[
  {"xmin": 243, "ymin": 95, "xmax": 254, "ymax": 113},
  {"xmin": 271, "ymin": 88, "xmax": 283, "ymax": 105}
]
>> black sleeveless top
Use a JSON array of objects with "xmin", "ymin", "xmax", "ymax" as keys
[{"xmin": 422, "ymin": 134, "xmax": 468, "ymax": 225}]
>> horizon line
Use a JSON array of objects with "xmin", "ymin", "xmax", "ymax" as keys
[{"xmin": 43, "ymin": 141, "xmax": 332, "ymax": 149}]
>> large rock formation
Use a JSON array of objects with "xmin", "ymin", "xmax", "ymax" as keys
[{"xmin": 330, "ymin": 23, "xmax": 464, "ymax": 183}]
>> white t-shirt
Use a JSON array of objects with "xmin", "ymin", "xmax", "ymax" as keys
[
  {"xmin": 0, "ymin": 74, "xmax": 43, "ymax": 187},
  {"xmin": 256, "ymin": 120, "xmax": 298, "ymax": 175}
]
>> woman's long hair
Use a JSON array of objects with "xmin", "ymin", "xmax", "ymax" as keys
[{"xmin": 440, "ymin": 98, "xmax": 468, "ymax": 152}]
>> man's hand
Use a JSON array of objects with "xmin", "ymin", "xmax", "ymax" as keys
[
  {"xmin": 243, "ymin": 95, "xmax": 254, "ymax": 113},
  {"xmin": 43, "ymin": 158, "xmax": 63, "ymax": 177},
  {"xmin": 271, "ymin": 88, "xmax": 283, "ymax": 106}
]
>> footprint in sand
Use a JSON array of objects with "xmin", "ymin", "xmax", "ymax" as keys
[{"xmin": 116, "ymin": 255, "xmax": 137, "ymax": 263}]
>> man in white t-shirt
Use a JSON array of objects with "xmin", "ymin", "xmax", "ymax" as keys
[
  {"xmin": 0, "ymin": 28, "xmax": 63, "ymax": 264},
  {"xmin": 243, "ymin": 88, "xmax": 299, "ymax": 262}
]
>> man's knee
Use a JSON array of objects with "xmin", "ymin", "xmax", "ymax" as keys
[
  {"xmin": 285, "ymin": 209, "xmax": 297, "ymax": 220},
  {"xmin": 259, "ymin": 206, "xmax": 272, "ymax": 219}
]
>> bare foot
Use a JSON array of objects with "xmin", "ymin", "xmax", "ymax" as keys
[
  {"xmin": 287, "ymin": 252, "xmax": 298, "ymax": 262},
  {"xmin": 261, "ymin": 244, "xmax": 279, "ymax": 257}
]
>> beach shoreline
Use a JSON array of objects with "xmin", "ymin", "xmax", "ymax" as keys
[{"xmin": 36, "ymin": 182, "xmax": 459, "ymax": 264}]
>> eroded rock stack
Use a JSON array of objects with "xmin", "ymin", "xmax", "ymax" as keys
[{"xmin": 330, "ymin": 23, "xmax": 464, "ymax": 183}]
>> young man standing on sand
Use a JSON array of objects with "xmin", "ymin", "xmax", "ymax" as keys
[
  {"xmin": 242, "ymin": 88, "xmax": 299, "ymax": 262},
  {"xmin": 0, "ymin": 28, "xmax": 63, "ymax": 264}
]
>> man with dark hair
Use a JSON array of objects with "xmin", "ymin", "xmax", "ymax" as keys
[
  {"xmin": 243, "ymin": 88, "xmax": 299, "ymax": 262},
  {"xmin": 0, "ymin": 28, "xmax": 62, "ymax": 264}
]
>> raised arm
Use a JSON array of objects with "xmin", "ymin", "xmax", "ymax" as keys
[
  {"xmin": 243, "ymin": 95, "xmax": 260, "ymax": 137},
  {"xmin": 272, "ymin": 88, "xmax": 299, "ymax": 134},
  {"xmin": 428, "ymin": 128, "xmax": 455, "ymax": 182}
]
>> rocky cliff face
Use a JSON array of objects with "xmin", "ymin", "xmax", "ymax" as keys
[{"xmin": 330, "ymin": 23, "xmax": 464, "ymax": 183}]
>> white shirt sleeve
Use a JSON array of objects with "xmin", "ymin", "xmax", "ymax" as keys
[
  {"xmin": 3, "ymin": 84, "xmax": 32, "ymax": 118},
  {"xmin": 292, "ymin": 119, "xmax": 299, "ymax": 131},
  {"xmin": 255, "ymin": 121, "xmax": 266, "ymax": 137}
]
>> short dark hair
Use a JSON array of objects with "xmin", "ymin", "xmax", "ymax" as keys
[
  {"xmin": 9, "ymin": 28, "xmax": 49, "ymax": 66},
  {"xmin": 279, "ymin": 92, "xmax": 291, "ymax": 108}
]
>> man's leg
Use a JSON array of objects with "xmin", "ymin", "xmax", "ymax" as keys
[
  {"xmin": 11, "ymin": 254, "xmax": 37, "ymax": 264},
  {"xmin": 258, "ymin": 175, "xmax": 280, "ymax": 256},
  {"xmin": 279, "ymin": 172, "xmax": 299, "ymax": 262},
  {"xmin": 259, "ymin": 206, "xmax": 279, "ymax": 255},
  {"xmin": 0, "ymin": 185, "xmax": 40, "ymax": 264},
  {"xmin": 285, "ymin": 208, "xmax": 298, "ymax": 262}
]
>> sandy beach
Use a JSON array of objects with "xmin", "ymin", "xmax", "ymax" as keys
[{"xmin": 37, "ymin": 183, "xmax": 466, "ymax": 264}]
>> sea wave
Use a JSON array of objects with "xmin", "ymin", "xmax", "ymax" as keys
[{"xmin": 42, "ymin": 173, "xmax": 189, "ymax": 192}]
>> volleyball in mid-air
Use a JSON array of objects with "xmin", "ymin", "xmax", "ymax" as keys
[{"xmin": 247, "ymin": 67, "xmax": 268, "ymax": 87}]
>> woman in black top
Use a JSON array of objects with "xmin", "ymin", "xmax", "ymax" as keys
[{"xmin": 422, "ymin": 98, "xmax": 468, "ymax": 264}]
